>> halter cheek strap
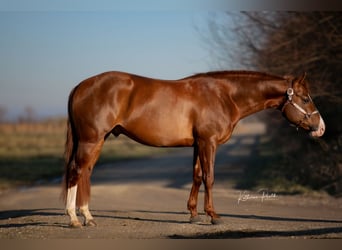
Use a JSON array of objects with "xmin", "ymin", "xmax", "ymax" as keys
[
  {"xmin": 281, "ymin": 87, "xmax": 319, "ymax": 130},
  {"xmin": 282, "ymin": 87, "xmax": 319, "ymax": 118},
  {"xmin": 290, "ymin": 99, "xmax": 319, "ymax": 118}
]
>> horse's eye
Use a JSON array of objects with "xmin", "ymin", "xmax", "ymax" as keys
[{"xmin": 302, "ymin": 97, "xmax": 310, "ymax": 104}]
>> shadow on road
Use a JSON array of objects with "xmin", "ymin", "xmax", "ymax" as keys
[
  {"xmin": 0, "ymin": 208, "xmax": 67, "ymax": 229},
  {"xmin": 169, "ymin": 226, "xmax": 342, "ymax": 239},
  {"xmin": 2, "ymin": 207, "xmax": 341, "ymax": 224},
  {"xmin": 0, "ymin": 208, "xmax": 62, "ymax": 220},
  {"xmin": 1, "ymin": 207, "xmax": 341, "ymax": 238}
]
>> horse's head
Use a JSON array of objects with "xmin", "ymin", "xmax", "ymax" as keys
[{"xmin": 281, "ymin": 73, "xmax": 325, "ymax": 137}]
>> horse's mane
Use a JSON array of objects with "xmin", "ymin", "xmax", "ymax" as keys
[{"xmin": 183, "ymin": 70, "xmax": 284, "ymax": 81}]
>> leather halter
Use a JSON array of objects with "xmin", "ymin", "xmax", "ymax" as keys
[{"xmin": 281, "ymin": 85, "xmax": 319, "ymax": 129}]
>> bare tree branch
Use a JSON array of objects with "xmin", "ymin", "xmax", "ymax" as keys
[{"xmin": 203, "ymin": 11, "xmax": 342, "ymax": 195}]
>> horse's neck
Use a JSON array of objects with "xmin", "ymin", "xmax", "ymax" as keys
[{"xmin": 231, "ymin": 79, "xmax": 288, "ymax": 119}]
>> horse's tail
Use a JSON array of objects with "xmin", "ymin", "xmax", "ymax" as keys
[{"xmin": 61, "ymin": 87, "xmax": 78, "ymax": 204}]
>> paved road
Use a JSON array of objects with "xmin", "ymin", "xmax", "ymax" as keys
[{"xmin": 0, "ymin": 124, "xmax": 341, "ymax": 239}]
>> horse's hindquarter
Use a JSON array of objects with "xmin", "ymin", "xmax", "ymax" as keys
[{"xmin": 71, "ymin": 72, "xmax": 136, "ymax": 141}]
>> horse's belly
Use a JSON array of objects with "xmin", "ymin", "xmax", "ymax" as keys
[{"xmin": 122, "ymin": 116, "xmax": 194, "ymax": 147}]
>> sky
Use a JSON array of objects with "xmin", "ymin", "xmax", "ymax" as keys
[
  {"xmin": 0, "ymin": 10, "xmax": 216, "ymax": 119},
  {"xmin": 1, "ymin": 0, "xmax": 326, "ymax": 120}
]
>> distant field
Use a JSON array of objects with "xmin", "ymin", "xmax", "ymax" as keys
[
  {"xmin": 0, "ymin": 118, "xmax": 256, "ymax": 192},
  {"xmin": 0, "ymin": 117, "xmax": 255, "ymax": 190},
  {"xmin": 0, "ymin": 118, "xmax": 171, "ymax": 192}
]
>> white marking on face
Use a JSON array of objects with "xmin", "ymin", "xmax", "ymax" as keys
[{"xmin": 310, "ymin": 116, "xmax": 325, "ymax": 137}]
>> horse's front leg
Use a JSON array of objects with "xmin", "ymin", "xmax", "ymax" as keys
[
  {"xmin": 187, "ymin": 145, "xmax": 203, "ymax": 224},
  {"xmin": 198, "ymin": 139, "xmax": 223, "ymax": 225}
]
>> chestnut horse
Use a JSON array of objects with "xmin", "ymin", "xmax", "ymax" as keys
[{"xmin": 62, "ymin": 70, "xmax": 325, "ymax": 227}]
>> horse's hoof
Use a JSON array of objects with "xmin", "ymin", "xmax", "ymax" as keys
[
  {"xmin": 211, "ymin": 217, "xmax": 224, "ymax": 225},
  {"xmin": 84, "ymin": 219, "xmax": 97, "ymax": 227},
  {"xmin": 189, "ymin": 215, "xmax": 202, "ymax": 224},
  {"xmin": 69, "ymin": 220, "xmax": 83, "ymax": 228}
]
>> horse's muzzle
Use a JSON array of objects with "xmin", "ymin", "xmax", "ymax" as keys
[{"xmin": 310, "ymin": 116, "xmax": 325, "ymax": 137}]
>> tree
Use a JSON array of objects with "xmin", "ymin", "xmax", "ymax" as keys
[
  {"xmin": 18, "ymin": 106, "xmax": 37, "ymax": 123},
  {"xmin": 205, "ymin": 12, "xmax": 342, "ymax": 195},
  {"xmin": 0, "ymin": 105, "xmax": 7, "ymax": 123}
]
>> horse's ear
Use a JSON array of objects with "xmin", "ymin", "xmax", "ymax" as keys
[
  {"xmin": 298, "ymin": 72, "xmax": 307, "ymax": 85},
  {"xmin": 283, "ymin": 74, "xmax": 294, "ymax": 83}
]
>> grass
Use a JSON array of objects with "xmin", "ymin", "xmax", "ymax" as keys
[{"xmin": 0, "ymin": 118, "xmax": 171, "ymax": 191}]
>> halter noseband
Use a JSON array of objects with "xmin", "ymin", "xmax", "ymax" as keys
[{"xmin": 281, "ymin": 86, "xmax": 319, "ymax": 129}]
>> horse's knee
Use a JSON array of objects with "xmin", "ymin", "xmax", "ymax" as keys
[
  {"xmin": 193, "ymin": 175, "xmax": 202, "ymax": 186},
  {"xmin": 203, "ymin": 176, "xmax": 214, "ymax": 189},
  {"xmin": 187, "ymin": 196, "xmax": 196, "ymax": 209}
]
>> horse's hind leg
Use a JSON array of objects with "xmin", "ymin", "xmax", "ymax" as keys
[
  {"xmin": 66, "ymin": 184, "xmax": 80, "ymax": 227},
  {"xmin": 79, "ymin": 203, "xmax": 96, "ymax": 227},
  {"xmin": 66, "ymin": 140, "xmax": 104, "ymax": 227}
]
